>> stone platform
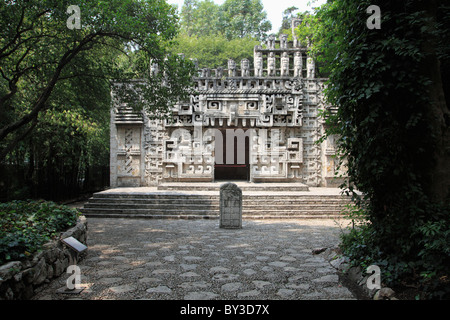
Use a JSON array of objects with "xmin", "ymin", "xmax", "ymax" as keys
[
  {"xmin": 80, "ymin": 183, "xmax": 352, "ymax": 219},
  {"xmin": 157, "ymin": 182, "xmax": 310, "ymax": 192}
]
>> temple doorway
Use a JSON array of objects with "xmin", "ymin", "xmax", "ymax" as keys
[{"xmin": 214, "ymin": 128, "xmax": 250, "ymax": 181}]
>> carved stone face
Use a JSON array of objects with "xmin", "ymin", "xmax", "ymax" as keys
[
  {"xmin": 241, "ymin": 59, "xmax": 249, "ymax": 69},
  {"xmin": 228, "ymin": 60, "xmax": 236, "ymax": 69}
]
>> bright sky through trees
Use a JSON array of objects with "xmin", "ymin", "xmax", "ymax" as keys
[{"xmin": 167, "ymin": 0, "xmax": 326, "ymax": 34}]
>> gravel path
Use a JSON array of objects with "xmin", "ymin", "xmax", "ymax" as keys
[{"xmin": 32, "ymin": 218, "xmax": 355, "ymax": 300}]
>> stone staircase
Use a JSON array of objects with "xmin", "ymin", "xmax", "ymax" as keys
[
  {"xmin": 80, "ymin": 183, "xmax": 352, "ymax": 219},
  {"xmin": 156, "ymin": 182, "xmax": 310, "ymax": 192}
]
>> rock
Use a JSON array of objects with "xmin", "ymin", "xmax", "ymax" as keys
[
  {"xmin": 379, "ymin": 287, "xmax": 395, "ymax": 299},
  {"xmin": 242, "ymin": 269, "xmax": 257, "ymax": 276},
  {"xmin": 373, "ymin": 289, "xmax": 381, "ymax": 300},
  {"xmin": 48, "ymin": 264, "xmax": 55, "ymax": 279},
  {"xmin": 252, "ymin": 280, "xmax": 272, "ymax": 289},
  {"xmin": 338, "ymin": 262, "xmax": 350, "ymax": 272},
  {"xmin": 312, "ymin": 247, "xmax": 327, "ymax": 255},
  {"xmin": 313, "ymin": 274, "xmax": 339, "ymax": 283},
  {"xmin": 32, "ymin": 258, "xmax": 48, "ymax": 285},
  {"xmin": 277, "ymin": 289, "xmax": 295, "ymax": 297},
  {"xmin": 347, "ymin": 266, "xmax": 362, "ymax": 283},
  {"xmin": 184, "ymin": 291, "xmax": 218, "ymax": 300},
  {"xmin": 221, "ymin": 282, "xmax": 242, "ymax": 292},
  {"xmin": 110, "ymin": 284, "xmax": 136, "ymax": 293},
  {"xmin": 268, "ymin": 261, "xmax": 288, "ymax": 268},
  {"xmin": 0, "ymin": 261, "xmax": 22, "ymax": 283},
  {"xmin": 330, "ymin": 256, "xmax": 345, "ymax": 269},
  {"xmin": 20, "ymin": 267, "xmax": 33, "ymax": 284},
  {"xmin": 237, "ymin": 290, "xmax": 260, "ymax": 298},
  {"xmin": 4, "ymin": 287, "xmax": 14, "ymax": 300},
  {"xmin": 358, "ymin": 275, "xmax": 369, "ymax": 286},
  {"xmin": 146, "ymin": 285, "xmax": 172, "ymax": 294},
  {"xmin": 53, "ymin": 259, "xmax": 64, "ymax": 276},
  {"xmin": 180, "ymin": 272, "xmax": 200, "ymax": 278},
  {"xmin": 373, "ymin": 287, "xmax": 395, "ymax": 300}
]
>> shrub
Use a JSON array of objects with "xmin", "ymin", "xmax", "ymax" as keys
[
  {"xmin": 339, "ymin": 202, "xmax": 450, "ymax": 299},
  {"xmin": 0, "ymin": 200, "xmax": 80, "ymax": 265}
]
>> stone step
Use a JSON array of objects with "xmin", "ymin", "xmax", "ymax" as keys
[
  {"xmin": 157, "ymin": 182, "xmax": 310, "ymax": 192},
  {"xmin": 83, "ymin": 203, "xmax": 344, "ymax": 211},
  {"xmin": 79, "ymin": 213, "xmax": 337, "ymax": 219},
  {"xmin": 89, "ymin": 194, "xmax": 348, "ymax": 202},
  {"xmin": 80, "ymin": 207, "xmax": 341, "ymax": 216},
  {"xmin": 91, "ymin": 194, "xmax": 219, "ymax": 200},
  {"xmin": 88, "ymin": 195, "xmax": 348, "ymax": 200},
  {"xmin": 85, "ymin": 198, "xmax": 348, "ymax": 207},
  {"xmin": 80, "ymin": 208, "xmax": 214, "ymax": 215},
  {"xmin": 81, "ymin": 187, "xmax": 352, "ymax": 219}
]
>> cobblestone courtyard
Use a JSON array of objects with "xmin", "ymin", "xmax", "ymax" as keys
[{"xmin": 32, "ymin": 218, "xmax": 355, "ymax": 300}]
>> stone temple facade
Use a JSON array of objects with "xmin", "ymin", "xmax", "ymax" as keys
[{"xmin": 110, "ymin": 34, "xmax": 345, "ymax": 188}]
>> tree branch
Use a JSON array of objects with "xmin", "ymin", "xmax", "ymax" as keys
[
  {"xmin": 0, "ymin": 32, "xmax": 99, "ymax": 144},
  {"xmin": 0, "ymin": 117, "xmax": 38, "ymax": 163}
]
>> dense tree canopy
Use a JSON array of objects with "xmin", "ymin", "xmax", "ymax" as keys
[
  {"xmin": 170, "ymin": 33, "xmax": 260, "ymax": 69},
  {"xmin": 180, "ymin": 0, "xmax": 272, "ymax": 41},
  {"xmin": 0, "ymin": 0, "xmax": 195, "ymax": 199},
  {"xmin": 172, "ymin": 0, "xmax": 272, "ymax": 69},
  {"xmin": 220, "ymin": 0, "xmax": 272, "ymax": 41},
  {"xmin": 278, "ymin": 6, "xmax": 299, "ymax": 35},
  {"xmin": 306, "ymin": 0, "xmax": 449, "ymax": 298}
]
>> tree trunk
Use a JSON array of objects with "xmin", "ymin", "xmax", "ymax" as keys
[{"xmin": 419, "ymin": 0, "xmax": 450, "ymax": 203}]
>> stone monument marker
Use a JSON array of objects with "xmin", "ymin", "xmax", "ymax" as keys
[{"xmin": 219, "ymin": 183, "xmax": 242, "ymax": 229}]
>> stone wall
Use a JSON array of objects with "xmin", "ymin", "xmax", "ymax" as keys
[{"xmin": 0, "ymin": 216, "xmax": 88, "ymax": 300}]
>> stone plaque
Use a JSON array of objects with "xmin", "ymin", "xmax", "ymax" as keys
[
  {"xmin": 219, "ymin": 183, "xmax": 242, "ymax": 229},
  {"xmin": 61, "ymin": 236, "xmax": 87, "ymax": 253}
]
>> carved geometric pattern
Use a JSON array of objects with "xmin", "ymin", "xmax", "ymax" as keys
[
  {"xmin": 124, "ymin": 128, "xmax": 133, "ymax": 174},
  {"xmin": 112, "ymin": 34, "xmax": 340, "ymax": 187}
]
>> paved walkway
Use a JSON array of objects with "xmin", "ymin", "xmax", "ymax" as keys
[{"xmin": 32, "ymin": 218, "xmax": 355, "ymax": 300}]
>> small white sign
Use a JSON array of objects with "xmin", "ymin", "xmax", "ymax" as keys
[{"xmin": 62, "ymin": 236, "xmax": 87, "ymax": 253}]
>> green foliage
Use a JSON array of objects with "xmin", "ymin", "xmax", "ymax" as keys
[
  {"xmin": 278, "ymin": 6, "xmax": 299, "ymax": 35},
  {"xmin": 171, "ymin": 33, "xmax": 260, "ymax": 69},
  {"xmin": 174, "ymin": 0, "xmax": 271, "ymax": 70},
  {"xmin": 220, "ymin": 0, "xmax": 272, "ymax": 41},
  {"xmin": 180, "ymin": 0, "xmax": 222, "ymax": 37},
  {"xmin": 0, "ymin": 0, "xmax": 193, "ymax": 160},
  {"xmin": 340, "ymin": 201, "xmax": 369, "ymax": 229},
  {"xmin": 0, "ymin": 200, "xmax": 79, "ymax": 265},
  {"xmin": 340, "ymin": 223, "xmax": 377, "ymax": 272},
  {"xmin": 179, "ymin": 0, "xmax": 272, "ymax": 41},
  {"xmin": 172, "ymin": 0, "xmax": 272, "ymax": 70},
  {"xmin": 0, "ymin": 0, "xmax": 196, "ymax": 199},
  {"xmin": 311, "ymin": 0, "xmax": 450, "ymax": 298},
  {"xmin": 340, "ymin": 210, "xmax": 450, "ymax": 299}
]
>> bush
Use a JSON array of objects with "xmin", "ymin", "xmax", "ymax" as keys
[
  {"xmin": 339, "ymin": 202, "xmax": 450, "ymax": 299},
  {"xmin": 0, "ymin": 200, "xmax": 80, "ymax": 265}
]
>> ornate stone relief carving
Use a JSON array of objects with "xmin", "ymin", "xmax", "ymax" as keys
[{"xmin": 111, "ymin": 35, "xmax": 340, "ymax": 187}]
